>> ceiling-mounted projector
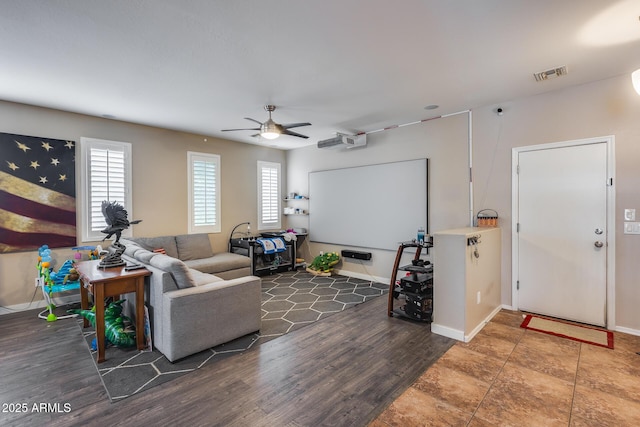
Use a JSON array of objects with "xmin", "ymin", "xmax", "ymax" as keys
[{"xmin": 317, "ymin": 133, "xmax": 367, "ymax": 149}]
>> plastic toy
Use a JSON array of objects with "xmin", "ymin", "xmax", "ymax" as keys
[
  {"xmin": 72, "ymin": 245, "xmax": 100, "ymax": 261},
  {"xmin": 68, "ymin": 300, "xmax": 136, "ymax": 348},
  {"xmin": 37, "ymin": 245, "xmax": 81, "ymax": 322},
  {"xmin": 306, "ymin": 251, "xmax": 340, "ymax": 276}
]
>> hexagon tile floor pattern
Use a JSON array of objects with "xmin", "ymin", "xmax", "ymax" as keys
[
  {"xmin": 259, "ymin": 270, "xmax": 389, "ymax": 343},
  {"xmin": 79, "ymin": 270, "xmax": 388, "ymax": 402}
]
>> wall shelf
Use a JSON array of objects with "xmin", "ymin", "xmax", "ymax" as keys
[{"xmin": 284, "ymin": 194, "xmax": 308, "ymax": 215}]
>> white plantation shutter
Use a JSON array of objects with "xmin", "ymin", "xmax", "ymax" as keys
[
  {"xmin": 188, "ymin": 152, "xmax": 220, "ymax": 233},
  {"xmin": 80, "ymin": 138, "xmax": 132, "ymax": 242},
  {"xmin": 258, "ymin": 161, "xmax": 281, "ymax": 230}
]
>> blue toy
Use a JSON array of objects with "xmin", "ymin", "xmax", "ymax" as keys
[{"xmin": 37, "ymin": 245, "xmax": 81, "ymax": 322}]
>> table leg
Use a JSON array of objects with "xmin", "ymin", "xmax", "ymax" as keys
[
  {"xmin": 94, "ymin": 282, "xmax": 106, "ymax": 363},
  {"xmin": 80, "ymin": 281, "xmax": 89, "ymax": 328},
  {"xmin": 135, "ymin": 277, "xmax": 145, "ymax": 351}
]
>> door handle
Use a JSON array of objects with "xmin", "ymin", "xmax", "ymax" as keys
[{"xmin": 594, "ymin": 241, "xmax": 604, "ymax": 248}]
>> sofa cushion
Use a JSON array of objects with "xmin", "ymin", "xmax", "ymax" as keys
[
  {"xmin": 188, "ymin": 269, "xmax": 223, "ymax": 287},
  {"xmin": 176, "ymin": 233, "xmax": 214, "ymax": 261},
  {"xmin": 184, "ymin": 252, "xmax": 251, "ymax": 275},
  {"xmin": 149, "ymin": 254, "xmax": 195, "ymax": 289},
  {"xmin": 132, "ymin": 236, "xmax": 179, "ymax": 259},
  {"xmin": 121, "ymin": 240, "xmax": 142, "ymax": 257},
  {"xmin": 134, "ymin": 248, "xmax": 157, "ymax": 264}
]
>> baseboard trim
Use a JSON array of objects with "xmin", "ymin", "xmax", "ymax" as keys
[
  {"xmin": 465, "ymin": 305, "xmax": 503, "ymax": 342},
  {"xmin": 432, "ymin": 305, "xmax": 503, "ymax": 343},
  {"xmin": 333, "ymin": 268, "xmax": 389, "ymax": 285},
  {"xmin": 0, "ymin": 294, "xmax": 79, "ymax": 316},
  {"xmin": 615, "ymin": 325, "xmax": 640, "ymax": 337},
  {"xmin": 431, "ymin": 323, "xmax": 465, "ymax": 341}
]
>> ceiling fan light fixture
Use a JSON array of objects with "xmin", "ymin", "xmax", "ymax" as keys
[
  {"xmin": 261, "ymin": 131, "xmax": 280, "ymax": 140},
  {"xmin": 632, "ymin": 69, "xmax": 640, "ymax": 95},
  {"xmin": 260, "ymin": 120, "xmax": 281, "ymax": 139},
  {"xmin": 221, "ymin": 104, "xmax": 310, "ymax": 140}
]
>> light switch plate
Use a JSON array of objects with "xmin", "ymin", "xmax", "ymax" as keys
[
  {"xmin": 625, "ymin": 209, "xmax": 636, "ymax": 221},
  {"xmin": 624, "ymin": 222, "xmax": 640, "ymax": 234}
]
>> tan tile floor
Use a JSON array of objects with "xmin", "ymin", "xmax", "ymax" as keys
[{"xmin": 371, "ymin": 310, "xmax": 640, "ymax": 427}]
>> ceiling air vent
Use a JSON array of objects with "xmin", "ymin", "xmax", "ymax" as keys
[{"xmin": 533, "ymin": 66, "xmax": 568, "ymax": 82}]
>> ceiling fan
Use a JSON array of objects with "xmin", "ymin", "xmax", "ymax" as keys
[{"xmin": 221, "ymin": 105, "xmax": 311, "ymax": 140}]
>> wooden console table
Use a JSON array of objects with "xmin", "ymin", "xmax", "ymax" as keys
[{"xmin": 74, "ymin": 259, "xmax": 150, "ymax": 363}]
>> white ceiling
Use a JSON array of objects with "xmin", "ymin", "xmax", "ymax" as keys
[{"xmin": 1, "ymin": 1, "xmax": 639, "ymax": 150}]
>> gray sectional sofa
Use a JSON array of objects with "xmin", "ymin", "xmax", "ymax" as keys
[{"xmin": 117, "ymin": 233, "xmax": 261, "ymax": 362}]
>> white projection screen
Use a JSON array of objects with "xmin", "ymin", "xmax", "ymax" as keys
[{"xmin": 309, "ymin": 158, "xmax": 428, "ymax": 250}]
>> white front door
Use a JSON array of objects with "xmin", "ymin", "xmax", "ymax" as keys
[{"xmin": 515, "ymin": 141, "xmax": 609, "ymax": 326}]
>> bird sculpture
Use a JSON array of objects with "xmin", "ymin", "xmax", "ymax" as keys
[
  {"xmin": 99, "ymin": 201, "xmax": 142, "ymax": 268},
  {"xmin": 100, "ymin": 200, "xmax": 141, "ymax": 243}
]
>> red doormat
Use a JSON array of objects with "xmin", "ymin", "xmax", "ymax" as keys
[{"xmin": 520, "ymin": 314, "xmax": 614, "ymax": 349}]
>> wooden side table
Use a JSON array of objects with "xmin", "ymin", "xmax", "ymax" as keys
[{"xmin": 74, "ymin": 259, "xmax": 150, "ymax": 363}]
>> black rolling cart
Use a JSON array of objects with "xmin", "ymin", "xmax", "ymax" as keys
[
  {"xmin": 229, "ymin": 234, "xmax": 297, "ymax": 276},
  {"xmin": 387, "ymin": 240, "xmax": 433, "ymax": 322}
]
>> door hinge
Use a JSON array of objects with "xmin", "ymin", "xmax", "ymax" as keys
[
  {"xmin": 608, "ymin": 177, "xmax": 613, "ymax": 186},
  {"xmin": 517, "ymin": 280, "xmax": 520, "ymax": 290},
  {"xmin": 516, "ymin": 165, "xmax": 520, "ymax": 174},
  {"xmin": 516, "ymin": 223, "xmax": 520, "ymax": 232}
]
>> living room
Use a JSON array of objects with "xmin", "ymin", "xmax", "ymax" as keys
[{"xmin": 2, "ymin": 1, "xmax": 640, "ymax": 425}]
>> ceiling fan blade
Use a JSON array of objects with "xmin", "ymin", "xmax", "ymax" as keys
[
  {"xmin": 244, "ymin": 117, "xmax": 264, "ymax": 125},
  {"xmin": 282, "ymin": 129, "xmax": 309, "ymax": 139},
  {"xmin": 281, "ymin": 122, "xmax": 311, "ymax": 129},
  {"xmin": 221, "ymin": 127, "xmax": 261, "ymax": 132}
]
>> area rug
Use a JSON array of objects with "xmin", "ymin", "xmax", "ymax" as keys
[
  {"xmin": 520, "ymin": 314, "xmax": 614, "ymax": 349},
  {"xmin": 77, "ymin": 270, "xmax": 388, "ymax": 402}
]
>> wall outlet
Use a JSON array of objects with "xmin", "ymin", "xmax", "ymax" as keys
[{"xmin": 477, "ymin": 291, "xmax": 481, "ymax": 304}]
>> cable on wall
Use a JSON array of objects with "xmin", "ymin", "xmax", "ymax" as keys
[
  {"xmin": 476, "ymin": 109, "xmax": 504, "ymax": 213},
  {"xmin": 353, "ymin": 109, "xmax": 474, "ymax": 227}
]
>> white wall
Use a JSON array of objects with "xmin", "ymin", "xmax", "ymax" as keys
[
  {"xmin": 286, "ymin": 112, "xmax": 470, "ymax": 282},
  {"xmin": 288, "ymin": 74, "xmax": 640, "ymax": 333}
]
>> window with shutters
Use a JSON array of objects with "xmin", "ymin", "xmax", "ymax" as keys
[
  {"xmin": 80, "ymin": 137, "xmax": 133, "ymax": 242},
  {"xmin": 258, "ymin": 161, "xmax": 281, "ymax": 230},
  {"xmin": 188, "ymin": 152, "xmax": 221, "ymax": 234}
]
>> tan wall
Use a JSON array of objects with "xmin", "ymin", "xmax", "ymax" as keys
[
  {"xmin": 0, "ymin": 101, "xmax": 285, "ymax": 309},
  {"xmin": 472, "ymin": 74, "xmax": 640, "ymax": 332},
  {"xmin": 285, "ymin": 112, "xmax": 471, "ymax": 282},
  {"xmin": 5, "ymin": 74, "xmax": 640, "ymax": 331},
  {"xmin": 288, "ymin": 74, "xmax": 640, "ymax": 333}
]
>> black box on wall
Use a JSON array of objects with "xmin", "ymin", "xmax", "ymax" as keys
[{"xmin": 341, "ymin": 250, "xmax": 372, "ymax": 261}]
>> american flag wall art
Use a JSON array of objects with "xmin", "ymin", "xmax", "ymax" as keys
[{"xmin": 0, "ymin": 132, "xmax": 76, "ymax": 252}]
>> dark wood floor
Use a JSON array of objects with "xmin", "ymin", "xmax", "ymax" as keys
[{"xmin": 0, "ymin": 295, "xmax": 454, "ymax": 427}]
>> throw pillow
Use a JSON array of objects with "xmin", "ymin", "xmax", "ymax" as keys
[
  {"xmin": 176, "ymin": 234, "xmax": 214, "ymax": 261},
  {"xmin": 133, "ymin": 236, "xmax": 179, "ymax": 258}
]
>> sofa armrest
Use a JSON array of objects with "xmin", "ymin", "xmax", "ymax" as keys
[{"xmin": 161, "ymin": 276, "xmax": 261, "ymax": 361}]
